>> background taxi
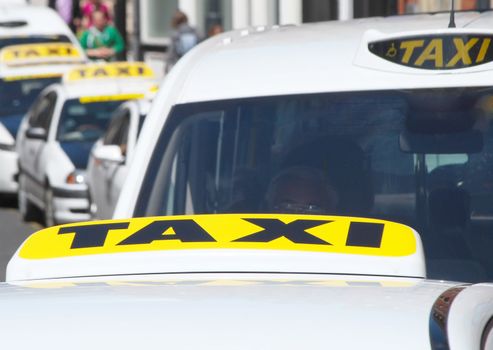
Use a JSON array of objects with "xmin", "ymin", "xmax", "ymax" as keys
[
  {"xmin": 0, "ymin": 4, "xmax": 85, "ymax": 198},
  {"xmin": 0, "ymin": 43, "xmax": 86, "ymax": 197},
  {"xmin": 16, "ymin": 62, "xmax": 157, "ymax": 226},
  {"xmin": 87, "ymin": 98, "xmax": 153, "ymax": 220},
  {"xmin": 0, "ymin": 4, "xmax": 81, "ymax": 52}
]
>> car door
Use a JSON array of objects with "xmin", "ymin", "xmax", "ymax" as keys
[
  {"xmin": 20, "ymin": 90, "xmax": 57, "ymax": 205},
  {"xmin": 92, "ymin": 108, "xmax": 130, "ymax": 219}
]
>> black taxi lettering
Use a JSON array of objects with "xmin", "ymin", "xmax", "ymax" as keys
[
  {"xmin": 370, "ymin": 35, "xmax": 493, "ymax": 70},
  {"xmin": 345, "ymin": 222, "xmax": 384, "ymax": 248},
  {"xmin": 234, "ymin": 219, "xmax": 333, "ymax": 245},
  {"xmin": 116, "ymin": 66, "xmax": 130, "ymax": 76},
  {"xmin": 46, "ymin": 47, "xmax": 72, "ymax": 56},
  {"xmin": 59, "ymin": 222, "xmax": 130, "ymax": 249},
  {"xmin": 73, "ymin": 68, "xmax": 87, "ymax": 78},
  {"xmin": 93, "ymin": 68, "xmax": 109, "ymax": 77},
  {"xmin": 12, "ymin": 49, "xmax": 39, "ymax": 58},
  {"xmin": 117, "ymin": 220, "xmax": 216, "ymax": 245},
  {"xmin": 57, "ymin": 218, "xmax": 386, "ymax": 249}
]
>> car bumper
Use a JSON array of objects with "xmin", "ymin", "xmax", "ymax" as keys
[
  {"xmin": 52, "ymin": 187, "xmax": 90, "ymax": 224},
  {"xmin": 0, "ymin": 150, "xmax": 18, "ymax": 194}
]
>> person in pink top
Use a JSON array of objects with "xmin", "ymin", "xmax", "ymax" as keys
[{"xmin": 81, "ymin": 0, "xmax": 111, "ymax": 29}]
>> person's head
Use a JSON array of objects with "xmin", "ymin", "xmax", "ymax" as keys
[
  {"xmin": 88, "ymin": 0, "xmax": 102, "ymax": 4},
  {"xmin": 172, "ymin": 10, "xmax": 188, "ymax": 29},
  {"xmin": 208, "ymin": 24, "xmax": 223, "ymax": 37},
  {"xmin": 92, "ymin": 10, "xmax": 109, "ymax": 31},
  {"xmin": 265, "ymin": 166, "xmax": 339, "ymax": 215}
]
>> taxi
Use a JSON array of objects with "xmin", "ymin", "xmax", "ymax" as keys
[
  {"xmin": 0, "ymin": 4, "xmax": 81, "ymax": 51},
  {"xmin": 87, "ymin": 98, "xmax": 153, "ymax": 220},
  {"xmin": 3, "ymin": 214, "xmax": 493, "ymax": 349},
  {"xmin": 113, "ymin": 11, "xmax": 493, "ymax": 285},
  {"xmin": 0, "ymin": 42, "xmax": 86, "ymax": 195},
  {"xmin": 16, "ymin": 62, "xmax": 157, "ymax": 226},
  {"xmin": 0, "ymin": 3, "xmax": 85, "ymax": 197}
]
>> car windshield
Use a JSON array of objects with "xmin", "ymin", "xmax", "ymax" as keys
[
  {"xmin": 0, "ymin": 35, "xmax": 71, "ymax": 50},
  {"xmin": 0, "ymin": 77, "xmax": 60, "ymax": 117},
  {"xmin": 57, "ymin": 99, "xmax": 123, "ymax": 142},
  {"xmin": 136, "ymin": 87, "xmax": 493, "ymax": 283}
]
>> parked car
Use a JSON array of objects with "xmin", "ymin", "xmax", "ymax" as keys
[
  {"xmin": 87, "ymin": 98, "xmax": 153, "ymax": 220},
  {"xmin": 0, "ymin": 3, "xmax": 87, "ymax": 196},
  {"xmin": 16, "ymin": 61, "xmax": 157, "ymax": 226}
]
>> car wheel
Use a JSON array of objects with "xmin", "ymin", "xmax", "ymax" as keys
[
  {"xmin": 44, "ymin": 186, "xmax": 56, "ymax": 227},
  {"xmin": 18, "ymin": 172, "xmax": 36, "ymax": 222}
]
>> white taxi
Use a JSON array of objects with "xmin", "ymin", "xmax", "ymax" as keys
[
  {"xmin": 0, "ymin": 4, "xmax": 85, "ymax": 196},
  {"xmin": 114, "ymin": 11, "xmax": 493, "ymax": 285},
  {"xmin": 16, "ymin": 62, "xmax": 157, "ymax": 226},
  {"xmin": 0, "ymin": 4, "xmax": 81, "ymax": 52},
  {"xmin": 87, "ymin": 98, "xmax": 153, "ymax": 220},
  {"xmin": 0, "ymin": 43, "xmax": 86, "ymax": 196},
  {"xmin": 3, "ymin": 214, "xmax": 493, "ymax": 349}
]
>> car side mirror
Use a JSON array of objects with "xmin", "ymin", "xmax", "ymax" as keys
[
  {"xmin": 93, "ymin": 144, "xmax": 125, "ymax": 164},
  {"xmin": 25, "ymin": 127, "xmax": 47, "ymax": 141}
]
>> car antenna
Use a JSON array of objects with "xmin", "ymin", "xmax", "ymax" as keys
[{"xmin": 448, "ymin": 0, "xmax": 456, "ymax": 28}]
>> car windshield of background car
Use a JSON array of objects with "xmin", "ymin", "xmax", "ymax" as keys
[
  {"xmin": 0, "ymin": 35, "xmax": 71, "ymax": 50},
  {"xmin": 56, "ymin": 99, "xmax": 123, "ymax": 142}
]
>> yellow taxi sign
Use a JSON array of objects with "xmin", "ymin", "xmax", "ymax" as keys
[
  {"xmin": 65, "ymin": 62, "xmax": 155, "ymax": 82},
  {"xmin": 0, "ymin": 43, "xmax": 84, "ymax": 66},
  {"xmin": 369, "ymin": 34, "xmax": 493, "ymax": 70},
  {"xmin": 79, "ymin": 93, "xmax": 145, "ymax": 104},
  {"xmin": 19, "ymin": 214, "xmax": 417, "ymax": 260}
]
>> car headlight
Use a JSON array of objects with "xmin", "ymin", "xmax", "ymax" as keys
[{"xmin": 66, "ymin": 170, "xmax": 86, "ymax": 184}]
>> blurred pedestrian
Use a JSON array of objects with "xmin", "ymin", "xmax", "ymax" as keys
[
  {"xmin": 48, "ymin": 0, "xmax": 82, "ymax": 33},
  {"xmin": 81, "ymin": 0, "xmax": 112, "ymax": 29},
  {"xmin": 79, "ymin": 10, "xmax": 124, "ymax": 61},
  {"xmin": 208, "ymin": 24, "xmax": 223, "ymax": 38},
  {"xmin": 165, "ymin": 10, "xmax": 199, "ymax": 73}
]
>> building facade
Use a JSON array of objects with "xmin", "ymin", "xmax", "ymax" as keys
[{"xmin": 134, "ymin": 0, "xmax": 493, "ymax": 74}]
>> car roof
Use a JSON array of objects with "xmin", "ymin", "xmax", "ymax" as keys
[
  {"xmin": 0, "ymin": 62, "xmax": 80, "ymax": 79},
  {"xmin": 0, "ymin": 275, "xmax": 456, "ymax": 349},
  {"xmin": 172, "ymin": 11, "xmax": 493, "ymax": 104},
  {"xmin": 57, "ymin": 62, "xmax": 158, "ymax": 100},
  {"xmin": 0, "ymin": 5, "xmax": 72, "ymax": 37},
  {"xmin": 60, "ymin": 80, "xmax": 157, "ymax": 100}
]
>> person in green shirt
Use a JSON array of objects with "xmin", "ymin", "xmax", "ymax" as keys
[{"xmin": 79, "ymin": 10, "xmax": 125, "ymax": 61}]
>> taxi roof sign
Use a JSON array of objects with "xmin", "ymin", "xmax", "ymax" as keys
[
  {"xmin": 64, "ymin": 61, "xmax": 155, "ymax": 83},
  {"xmin": 7, "ymin": 214, "xmax": 426, "ymax": 281},
  {"xmin": 369, "ymin": 33, "xmax": 493, "ymax": 70},
  {"xmin": 0, "ymin": 43, "xmax": 85, "ymax": 67}
]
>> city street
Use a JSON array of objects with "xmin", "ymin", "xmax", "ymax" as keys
[{"xmin": 0, "ymin": 198, "xmax": 41, "ymax": 281}]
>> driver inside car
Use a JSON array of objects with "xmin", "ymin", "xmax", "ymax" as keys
[{"xmin": 265, "ymin": 166, "xmax": 339, "ymax": 215}]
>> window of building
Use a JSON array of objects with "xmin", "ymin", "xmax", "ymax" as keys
[
  {"xmin": 302, "ymin": 0, "xmax": 338, "ymax": 22},
  {"xmin": 197, "ymin": 0, "xmax": 232, "ymax": 37},
  {"xmin": 140, "ymin": 0, "xmax": 179, "ymax": 45}
]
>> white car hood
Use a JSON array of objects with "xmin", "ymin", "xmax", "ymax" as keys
[{"xmin": 0, "ymin": 274, "xmax": 456, "ymax": 349}]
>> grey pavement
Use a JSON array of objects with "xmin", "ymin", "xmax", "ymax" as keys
[{"xmin": 0, "ymin": 197, "xmax": 42, "ymax": 282}]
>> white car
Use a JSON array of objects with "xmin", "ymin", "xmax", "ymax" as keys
[
  {"xmin": 3, "ymin": 213, "xmax": 493, "ymax": 349},
  {"xmin": 0, "ymin": 4, "xmax": 82, "ymax": 55},
  {"xmin": 0, "ymin": 4, "xmax": 86, "ymax": 196},
  {"xmin": 0, "ymin": 43, "xmax": 86, "ymax": 196},
  {"xmin": 87, "ymin": 99, "xmax": 152, "ymax": 220},
  {"xmin": 16, "ymin": 62, "xmax": 157, "ymax": 226},
  {"xmin": 113, "ymin": 11, "xmax": 493, "ymax": 285}
]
